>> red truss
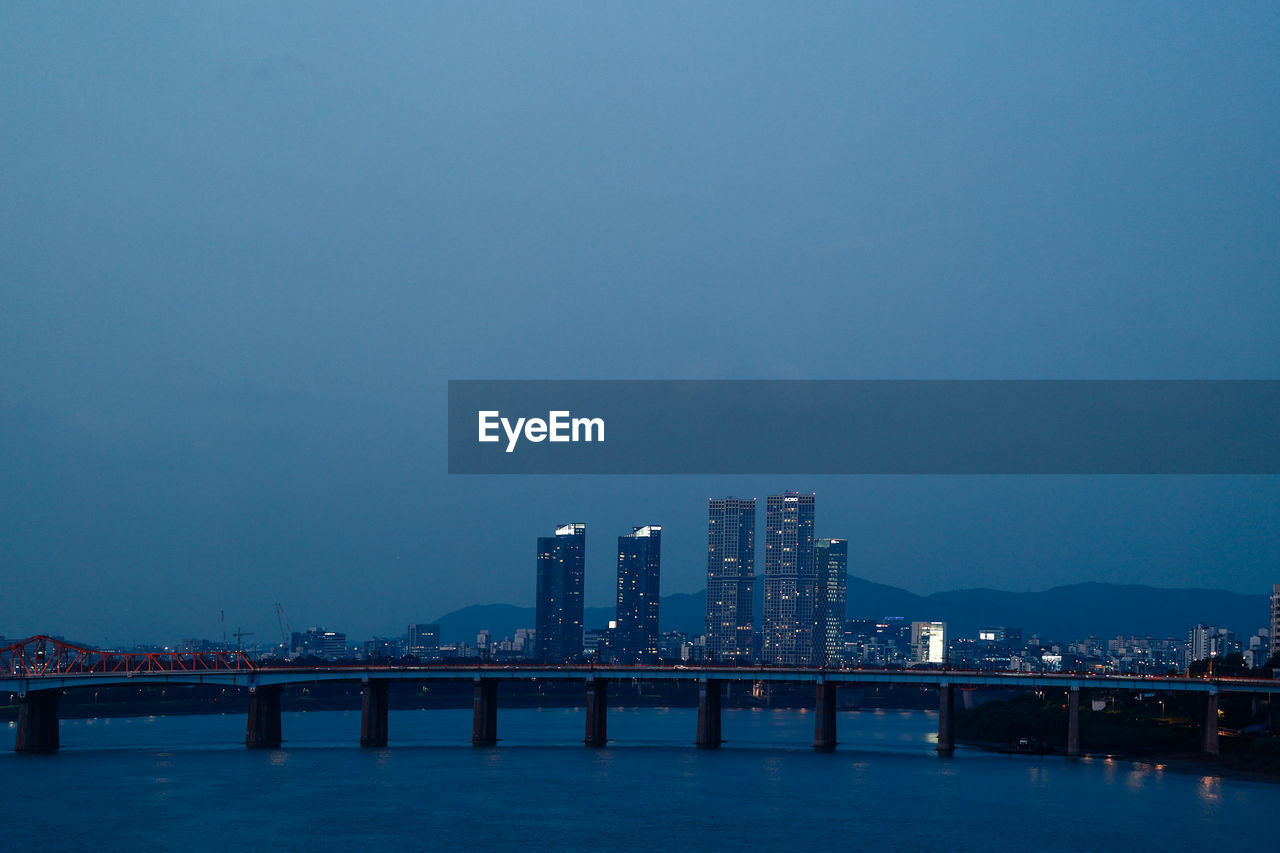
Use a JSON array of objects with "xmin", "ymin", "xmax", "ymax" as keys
[{"xmin": 0, "ymin": 635, "xmax": 256, "ymax": 677}]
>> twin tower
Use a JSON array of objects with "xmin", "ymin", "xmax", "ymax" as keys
[
  {"xmin": 707, "ymin": 493, "xmax": 847, "ymax": 667},
  {"xmin": 535, "ymin": 492, "xmax": 846, "ymax": 667},
  {"xmin": 535, "ymin": 523, "xmax": 661, "ymax": 664}
]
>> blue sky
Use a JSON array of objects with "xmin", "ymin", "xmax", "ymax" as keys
[{"xmin": 2, "ymin": 3, "xmax": 1278, "ymax": 645}]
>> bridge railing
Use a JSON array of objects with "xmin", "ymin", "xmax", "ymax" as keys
[{"xmin": 0, "ymin": 635, "xmax": 256, "ymax": 677}]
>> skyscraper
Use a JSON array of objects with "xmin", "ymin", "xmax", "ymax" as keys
[
  {"xmin": 705, "ymin": 497, "xmax": 756, "ymax": 662},
  {"xmin": 535, "ymin": 523, "xmax": 586, "ymax": 663},
  {"xmin": 1269, "ymin": 584, "xmax": 1280, "ymax": 666},
  {"xmin": 814, "ymin": 538, "xmax": 847, "ymax": 667},
  {"xmin": 762, "ymin": 492, "xmax": 816, "ymax": 666},
  {"xmin": 615, "ymin": 525, "xmax": 662, "ymax": 663}
]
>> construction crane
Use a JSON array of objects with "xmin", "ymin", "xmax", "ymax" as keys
[
  {"xmin": 232, "ymin": 628, "xmax": 253, "ymax": 653},
  {"xmin": 274, "ymin": 603, "xmax": 291, "ymax": 655}
]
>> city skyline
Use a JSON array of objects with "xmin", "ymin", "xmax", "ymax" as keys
[
  {"xmin": 8, "ymin": 487, "xmax": 1275, "ymax": 674},
  {"xmin": 6, "ymin": 481, "xmax": 1279, "ymax": 648},
  {"xmin": 4, "ymin": 2, "xmax": 1279, "ymax": 844},
  {"xmin": 4, "ymin": 5, "xmax": 1279, "ymax": 647}
]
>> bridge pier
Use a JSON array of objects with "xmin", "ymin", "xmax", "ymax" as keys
[
  {"xmin": 696, "ymin": 678, "xmax": 722, "ymax": 748},
  {"xmin": 814, "ymin": 683, "xmax": 838, "ymax": 751},
  {"xmin": 1067, "ymin": 687, "xmax": 1081, "ymax": 758},
  {"xmin": 1203, "ymin": 691, "xmax": 1219, "ymax": 756},
  {"xmin": 245, "ymin": 685, "xmax": 283, "ymax": 749},
  {"xmin": 584, "ymin": 679, "xmax": 608, "ymax": 747},
  {"xmin": 936, "ymin": 683, "xmax": 954, "ymax": 756},
  {"xmin": 472, "ymin": 679, "xmax": 498, "ymax": 746},
  {"xmin": 15, "ymin": 690, "xmax": 60, "ymax": 753},
  {"xmin": 360, "ymin": 679, "xmax": 390, "ymax": 747}
]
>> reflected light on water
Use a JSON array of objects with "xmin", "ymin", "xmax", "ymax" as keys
[
  {"xmin": 1124, "ymin": 767, "xmax": 1148, "ymax": 791},
  {"xmin": 590, "ymin": 748, "xmax": 617, "ymax": 777},
  {"xmin": 3, "ymin": 707, "xmax": 1275, "ymax": 851}
]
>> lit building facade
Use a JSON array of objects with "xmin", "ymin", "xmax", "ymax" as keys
[
  {"xmin": 911, "ymin": 621, "xmax": 947, "ymax": 664},
  {"xmin": 407, "ymin": 623, "xmax": 440, "ymax": 656},
  {"xmin": 762, "ymin": 492, "xmax": 816, "ymax": 666},
  {"xmin": 615, "ymin": 526, "xmax": 662, "ymax": 663},
  {"xmin": 705, "ymin": 497, "xmax": 756, "ymax": 662},
  {"xmin": 535, "ymin": 523, "xmax": 586, "ymax": 663},
  {"xmin": 1189, "ymin": 623, "xmax": 1238, "ymax": 662},
  {"xmin": 814, "ymin": 538, "xmax": 847, "ymax": 666},
  {"xmin": 1270, "ymin": 584, "xmax": 1280, "ymax": 665},
  {"xmin": 290, "ymin": 628, "xmax": 347, "ymax": 660}
]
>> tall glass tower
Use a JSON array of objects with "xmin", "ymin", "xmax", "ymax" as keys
[
  {"xmin": 615, "ymin": 526, "xmax": 662, "ymax": 663},
  {"xmin": 814, "ymin": 538, "xmax": 848, "ymax": 667},
  {"xmin": 535, "ymin": 523, "xmax": 586, "ymax": 663},
  {"xmin": 1270, "ymin": 584, "xmax": 1280, "ymax": 664},
  {"xmin": 705, "ymin": 497, "xmax": 756, "ymax": 662},
  {"xmin": 762, "ymin": 492, "xmax": 816, "ymax": 666}
]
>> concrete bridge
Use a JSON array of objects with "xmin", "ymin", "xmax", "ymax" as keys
[{"xmin": 5, "ymin": 635, "xmax": 1273, "ymax": 755}]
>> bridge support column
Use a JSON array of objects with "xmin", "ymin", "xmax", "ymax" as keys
[
  {"xmin": 814, "ymin": 683, "xmax": 838, "ymax": 751},
  {"xmin": 15, "ymin": 690, "xmax": 60, "ymax": 753},
  {"xmin": 360, "ymin": 679, "xmax": 390, "ymax": 747},
  {"xmin": 1067, "ymin": 687, "xmax": 1081, "ymax": 758},
  {"xmin": 696, "ymin": 679, "xmax": 722, "ymax": 748},
  {"xmin": 1203, "ymin": 692, "xmax": 1219, "ymax": 756},
  {"xmin": 245, "ymin": 685, "xmax": 283, "ymax": 749},
  {"xmin": 472, "ymin": 679, "xmax": 498, "ymax": 747},
  {"xmin": 936, "ymin": 683, "xmax": 954, "ymax": 756},
  {"xmin": 584, "ymin": 679, "xmax": 608, "ymax": 747}
]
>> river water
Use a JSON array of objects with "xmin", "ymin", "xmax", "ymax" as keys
[{"xmin": 4, "ymin": 707, "xmax": 1275, "ymax": 851}]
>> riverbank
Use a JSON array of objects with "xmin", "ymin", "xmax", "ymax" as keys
[{"xmin": 956, "ymin": 692, "xmax": 1280, "ymax": 780}]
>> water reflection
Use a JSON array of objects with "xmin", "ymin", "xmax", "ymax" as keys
[
  {"xmin": 1, "ymin": 708, "xmax": 1276, "ymax": 852},
  {"xmin": 1124, "ymin": 765, "xmax": 1149, "ymax": 791}
]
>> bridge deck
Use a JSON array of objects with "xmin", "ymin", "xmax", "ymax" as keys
[{"xmin": 5, "ymin": 665, "xmax": 1278, "ymax": 696}]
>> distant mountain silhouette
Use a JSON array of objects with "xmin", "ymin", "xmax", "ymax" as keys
[{"xmin": 433, "ymin": 577, "xmax": 1268, "ymax": 645}]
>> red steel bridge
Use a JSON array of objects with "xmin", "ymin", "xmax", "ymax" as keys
[{"xmin": 6, "ymin": 634, "xmax": 1276, "ymax": 755}]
